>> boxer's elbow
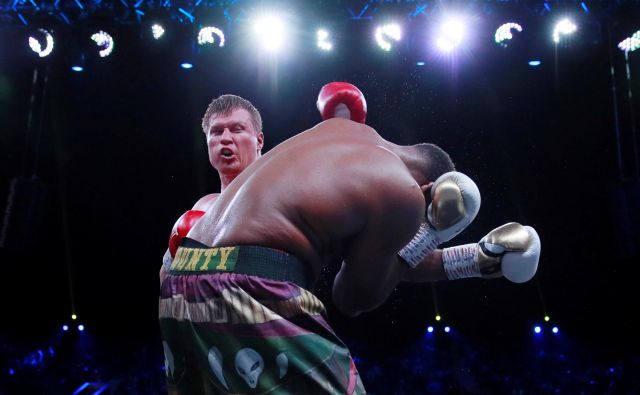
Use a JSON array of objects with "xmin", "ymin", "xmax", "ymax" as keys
[{"xmin": 332, "ymin": 274, "xmax": 383, "ymax": 318}]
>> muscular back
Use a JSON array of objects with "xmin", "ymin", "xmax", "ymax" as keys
[{"xmin": 188, "ymin": 118, "xmax": 425, "ymax": 282}]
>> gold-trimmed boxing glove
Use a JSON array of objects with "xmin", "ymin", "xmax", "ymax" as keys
[
  {"xmin": 442, "ymin": 222, "xmax": 541, "ymax": 283},
  {"xmin": 398, "ymin": 171, "xmax": 481, "ymax": 268}
]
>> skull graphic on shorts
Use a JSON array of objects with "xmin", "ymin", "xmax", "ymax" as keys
[{"xmin": 235, "ymin": 348, "xmax": 264, "ymax": 389}]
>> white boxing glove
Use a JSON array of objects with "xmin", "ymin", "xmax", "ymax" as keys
[
  {"xmin": 398, "ymin": 171, "xmax": 481, "ymax": 268},
  {"xmin": 442, "ymin": 222, "xmax": 541, "ymax": 283}
]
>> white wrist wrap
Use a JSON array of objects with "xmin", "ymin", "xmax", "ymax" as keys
[
  {"xmin": 442, "ymin": 243, "xmax": 481, "ymax": 280},
  {"xmin": 398, "ymin": 222, "xmax": 439, "ymax": 268}
]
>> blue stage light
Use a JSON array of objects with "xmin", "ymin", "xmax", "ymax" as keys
[
  {"xmin": 528, "ymin": 60, "xmax": 541, "ymax": 67},
  {"xmin": 180, "ymin": 62, "xmax": 193, "ymax": 69},
  {"xmin": 78, "ymin": 324, "xmax": 85, "ymax": 331},
  {"xmin": 9, "ymin": 368, "xmax": 15, "ymax": 375},
  {"xmin": 552, "ymin": 326, "xmax": 559, "ymax": 334},
  {"xmin": 444, "ymin": 326, "xmax": 451, "ymax": 333},
  {"xmin": 534, "ymin": 325, "xmax": 542, "ymax": 334},
  {"xmin": 416, "ymin": 61, "xmax": 425, "ymax": 66},
  {"xmin": 71, "ymin": 65, "xmax": 84, "ymax": 72},
  {"xmin": 63, "ymin": 325, "xmax": 69, "ymax": 331},
  {"xmin": 427, "ymin": 326, "xmax": 434, "ymax": 333}
]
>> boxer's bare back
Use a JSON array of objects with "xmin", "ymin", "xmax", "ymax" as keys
[{"xmin": 188, "ymin": 118, "xmax": 426, "ymax": 312}]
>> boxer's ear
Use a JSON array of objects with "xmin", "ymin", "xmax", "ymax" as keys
[{"xmin": 420, "ymin": 182, "xmax": 433, "ymax": 194}]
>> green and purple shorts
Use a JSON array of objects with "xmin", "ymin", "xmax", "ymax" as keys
[{"xmin": 159, "ymin": 238, "xmax": 365, "ymax": 394}]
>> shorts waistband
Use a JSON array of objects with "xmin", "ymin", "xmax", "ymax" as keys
[{"xmin": 169, "ymin": 237, "xmax": 312, "ymax": 290}]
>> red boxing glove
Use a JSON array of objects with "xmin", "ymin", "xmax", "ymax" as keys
[
  {"xmin": 317, "ymin": 82, "xmax": 367, "ymax": 124},
  {"xmin": 168, "ymin": 210, "xmax": 205, "ymax": 258}
]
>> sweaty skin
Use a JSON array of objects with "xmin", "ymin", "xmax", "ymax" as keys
[{"xmin": 188, "ymin": 118, "xmax": 445, "ymax": 317}]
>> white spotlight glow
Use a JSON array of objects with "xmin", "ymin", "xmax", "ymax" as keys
[
  {"xmin": 375, "ymin": 23, "xmax": 401, "ymax": 52},
  {"xmin": 90, "ymin": 30, "xmax": 114, "ymax": 57},
  {"xmin": 198, "ymin": 26, "xmax": 225, "ymax": 47},
  {"xmin": 436, "ymin": 17, "xmax": 466, "ymax": 53},
  {"xmin": 495, "ymin": 22, "xmax": 523, "ymax": 46},
  {"xmin": 317, "ymin": 29, "xmax": 332, "ymax": 51},
  {"xmin": 253, "ymin": 14, "xmax": 287, "ymax": 53},
  {"xmin": 28, "ymin": 29, "xmax": 54, "ymax": 57},
  {"xmin": 552, "ymin": 19, "xmax": 577, "ymax": 43},
  {"xmin": 151, "ymin": 24, "xmax": 165, "ymax": 40}
]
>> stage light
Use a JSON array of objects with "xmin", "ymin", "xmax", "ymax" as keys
[
  {"xmin": 317, "ymin": 29, "xmax": 332, "ymax": 51},
  {"xmin": 151, "ymin": 24, "xmax": 165, "ymax": 40},
  {"xmin": 62, "ymin": 325, "xmax": 69, "ymax": 331},
  {"xmin": 90, "ymin": 30, "xmax": 114, "ymax": 57},
  {"xmin": 427, "ymin": 326, "xmax": 434, "ymax": 333},
  {"xmin": 552, "ymin": 327, "xmax": 559, "ymax": 334},
  {"xmin": 180, "ymin": 62, "xmax": 193, "ymax": 69},
  {"xmin": 618, "ymin": 31, "xmax": 640, "ymax": 52},
  {"xmin": 71, "ymin": 314, "xmax": 77, "ymax": 320},
  {"xmin": 528, "ymin": 60, "xmax": 541, "ymax": 66},
  {"xmin": 416, "ymin": 61, "xmax": 425, "ymax": 66},
  {"xmin": 375, "ymin": 23, "xmax": 401, "ymax": 52},
  {"xmin": 78, "ymin": 324, "xmax": 85, "ymax": 331},
  {"xmin": 444, "ymin": 326, "xmax": 451, "ymax": 333},
  {"xmin": 252, "ymin": 14, "xmax": 287, "ymax": 53},
  {"xmin": 71, "ymin": 65, "xmax": 84, "ymax": 72},
  {"xmin": 436, "ymin": 17, "xmax": 467, "ymax": 53},
  {"xmin": 495, "ymin": 23, "xmax": 522, "ymax": 47},
  {"xmin": 198, "ymin": 26, "xmax": 225, "ymax": 47},
  {"xmin": 544, "ymin": 315, "xmax": 550, "ymax": 322},
  {"xmin": 534, "ymin": 325, "xmax": 542, "ymax": 334},
  {"xmin": 8, "ymin": 368, "xmax": 14, "ymax": 376},
  {"xmin": 552, "ymin": 18, "xmax": 577, "ymax": 43},
  {"xmin": 28, "ymin": 29, "xmax": 54, "ymax": 57},
  {"xmin": 435, "ymin": 315, "xmax": 441, "ymax": 321}
]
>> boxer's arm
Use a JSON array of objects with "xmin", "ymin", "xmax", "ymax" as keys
[
  {"xmin": 332, "ymin": 182, "xmax": 424, "ymax": 317},
  {"xmin": 400, "ymin": 249, "xmax": 447, "ymax": 282}
]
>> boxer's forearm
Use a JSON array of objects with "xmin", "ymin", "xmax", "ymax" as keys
[{"xmin": 401, "ymin": 249, "xmax": 447, "ymax": 282}]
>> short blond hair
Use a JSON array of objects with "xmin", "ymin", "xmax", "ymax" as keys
[{"xmin": 201, "ymin": 94, "xmax": 262, "ymax": 134}]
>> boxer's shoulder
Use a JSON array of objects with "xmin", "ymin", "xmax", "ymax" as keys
[{"xmin": 192, "ymin": 193, "xmax": 220, "ymax": 212}]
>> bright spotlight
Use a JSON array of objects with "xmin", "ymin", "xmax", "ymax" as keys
[
  {"xmin": 253, "ymin": 14, "xmax": 287, "ymax": 53},
  {"xmin": 444, "ymin": 326, "xmax": 451, "ymax": 333},
  {"xmin": 495, "ymin": 22, "xmax": 522, "ymax": 47},
  {"xmin": 62, "ymin": 325, "xmax": 69, "ymax": 331},
  {"xmin": 198, "ymin": 26, "xmax": 225, "ymax": 47},
  {"xmin": 528, "ymin": 60, "xmax": 542, "ymax": 66},
  {"xmin": 317, "ymin": 29, "xmax": 332, "ymax": 51},
  {"xmin": 427, "ymin": 326, "xmax": 434, "ymax": 333},
  {"xmin": 71, "ymin": 65, "xmax": 84, "ymax": 72},
  {"xmin": 552, "ymin": 18, "xmax": 577, "ymax": 43},
  {"xmin": 28, "ymin": 29, "xmax": 54, "ymax": 57},
  {"xmin": 90, "ymin": 30, "xmax": 114, "ymax": 57},
  {"xmin": 151, "ymin": 24, "xmax": 165, "ymax": 40},
  {"xmin": 436, "ymin": 17, "xmax": 467, "ymax": 53},
  {"xmin": 78, "ymin": 324, "xmax": 85, "ymax": 331},
  {"xmin": 435, "ymin": 315, "xmax": 441, "ymax": 321},
  {"xmin": 552, "ymin": 327, "xmax": 559, "ymax": 334},
  {"xmin": 416, "ymin": 61, "xmax": 425, "ymax": 66},
  {"xmin": 618, "ymin": 31, "xmax": 640, "ymax": 52},
  {"xmin": 544, "ymin": 315, "xmax": 551, "ymax": 322},
  {"xmin": 180, "ymin": 62, "xmax": 193, "ymax": 69},
  {"xmin": 534, "ymin": 325, "xmax": 542, "ymax": 334},
  {"xmin": 375, "ymin": 23, "xmax": 401, "ymax": 52},
  {"xmin": 71, "ymin": 314, "xmax": 77, "ymax": 320}
]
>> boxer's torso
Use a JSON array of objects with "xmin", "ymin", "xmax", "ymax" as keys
[{"xmin": 188, "ymin": 118, "xmax": 420, "ymax": 280}]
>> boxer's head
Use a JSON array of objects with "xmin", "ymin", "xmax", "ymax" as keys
[
  {"xmin": 202, "ymin": 95, "xmax": 264, "ymax": 177},
  {"xmin": 409, "ymin": 143, "xmax": 455, "ymax": 200},
  {"xmin": 202, "ymin": 94, "xmax": 263, "ymax": 135}
]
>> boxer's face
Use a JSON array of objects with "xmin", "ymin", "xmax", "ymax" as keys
[{"xmin": 206, "ymin": 108, "xmax": 264, "ymax": 176}]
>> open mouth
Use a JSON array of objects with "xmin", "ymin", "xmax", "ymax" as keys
[{"xmin": 220, "ymin": 148, "xmax": 234, "ymax": 158}]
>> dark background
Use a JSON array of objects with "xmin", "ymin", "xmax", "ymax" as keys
[{"xmin": 1, "ymin": 0, "xmax": 639, "ymax": 379}]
